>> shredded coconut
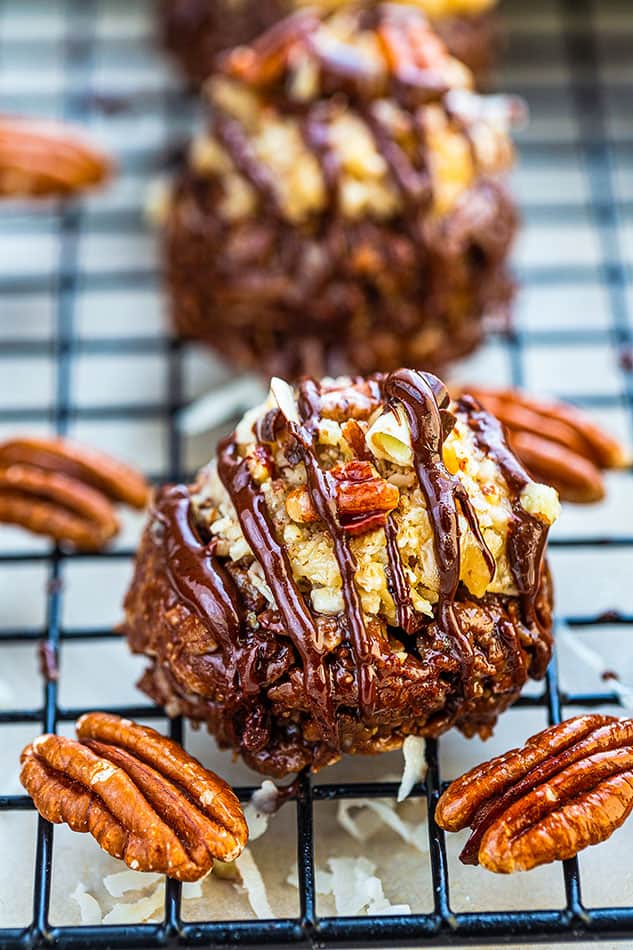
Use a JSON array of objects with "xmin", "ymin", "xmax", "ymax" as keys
[
  {"xmin": 243, "ymin": 779, "xmax": 279, "ymax": 842},
  {"xmin": 102, "ymin": 881, "xmax": 165, "ymax": 924},
  {"xmin": 397, "ymin": 735, "xmax": 427, "ymax": 803},
  {"xmin": 70, "ymin": 882, "xmax": 102, "ymax": 925},
  {"xmin": 337, "ymin": 798, "xmax": 428, "ymax": 853},
  {"xmin": 103, "ymin": 869, "xmax": 163, "ymax": 898},
  {"xmin": 234, "ymin": 849, "xmax": 274, "ymax": 919},
  {"xmin": 287, "ymin": 856, "xmax": 410, "ymax": 915},
  {"xmin": 286, "ymin": 865, "xmax": 335, "ymax": 896}
]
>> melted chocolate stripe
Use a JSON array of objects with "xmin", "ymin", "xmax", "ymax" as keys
[
  {"xmin": 157, "ymin": 485, "xmax": 241, "ymax": 654},
  {"xmin": 216, "ymin": 439, "xmax": 337, "ymax": 743},
  {"xmin": 214, "ymin": 111, "xmax": 281, "ymax": 216},
  {"xmin": 294, "ymin": 378, "xmax": 377, "ymax": 712},
  {"xmin": 384, "ymin": 515, "xmax": 419, "ymax": 635},
  {"xmin": 364, "ymin": 105, "xmax": 432, "ymax": 209},
  {"xmin": 212, "ymin": 12, "xmax": 468, "ymax": 222},
  {"xmin": 384, "ymin": 370, "xmax": 492, "ymax": 681},
  {"xmin": 302, "ymin": 108, "xmax": 340, "ymax": 210},
  {"xmin": 156, "ymin": 484, "xmax": 269, "ymax": 702},
  {"xmin": 459, "ymin": 395, "xmax": 548, "ymax": 630}
]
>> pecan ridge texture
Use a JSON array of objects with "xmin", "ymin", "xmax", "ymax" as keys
[
  {"xmin": 459, "ymin": 386, "xmax": 630, "ymax": 504},
  {"xmin": 0, "ymin": 436, "xmax": 149, "ymax": 550},
  {"xmin": 435, "ymin": 714, "xmax": 633, "ymax": 873},
  {"xmin": 20, "ymin": 713, "xmax": 248, "ymax": 881}
]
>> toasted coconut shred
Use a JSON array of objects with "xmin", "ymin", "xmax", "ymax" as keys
[
  {"xmin": 71, "ymin": 867, "xmax": 217, "ymax": 926},
  {"xmin": 288, "ymin": 857, "xmax": 411, "ymax": 916},
  {"xmin": 216, "ymin": 776, "xmax": 428, "ymax": 919},
  {"xmin": 397, "ymin": 735, "xmax": 427, "ymax": 803},
  {"xmin": 337, "ymin": 798, "xmax": 428, "ymax": 853},
  {"xmin": 103, "ymin": 869, "xmax": 163, "ymax": 898},
  {"xmin": 243, "ymin": 779, "xmax": 279, "ymax": 841},
  {"xmin": 234, "ymin": 849, "xmax": 274, "ymax": 920},
  {"xmin": 70, "ymin": 882, "xmax": 102, "ymax": 925},
  {"xmin": 102, "ymin": 882, "xmax": 165, "ymax": 924},
  {"xmin": 73, "ymin": 766, "xmax": 428, "ymax": 922}
]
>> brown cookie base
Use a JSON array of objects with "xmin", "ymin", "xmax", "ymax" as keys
[
  {"xmin": 164, "ymin": 175, "xmax": 516, "ymax": 379},
  {"xmin": 161, "ymin": 0, "xmax": 497, "ymax": 86},
  {"xmin": 123, "ymin": 484, "xmax": 553, "ymax": 778}
]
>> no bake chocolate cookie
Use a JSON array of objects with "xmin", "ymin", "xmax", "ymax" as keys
[
  {"xmin": 164, "ymin": 5, "xmax": 517, "ymax": 378},
  {"xmin": 162, "ymin": 0, "xmax": 498, "ymax": 86},
  {"xmin": 123, "ymin": 371, "xmax": 558, "ymax": 777}
]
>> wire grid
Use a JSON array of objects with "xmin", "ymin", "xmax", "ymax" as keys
[{"xmin": 0, "ymin": 0, "xmax": 633, "ymax": 945}]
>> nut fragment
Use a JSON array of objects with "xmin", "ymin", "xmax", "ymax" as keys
[
  {"xmin": 0, "ymin": 436, "xmax": 149, "ymax": 550},
  {"xmin": 435, "ymin": 714, "xmax": 633, "ymax": 873},
  {"xmin": 285, "ymin": 460, "xmax": 399, "ymax": 535},
  {"xmin": 20, "ymin": 713, "xmax": 248, "ymax": 881},
  {"xmin": 0, "ymin": 116, "xmax": 112, "ymax": 198},
  {"xmin": 459, "ymin": 385, "xmax": 630, "ymax": 503}
]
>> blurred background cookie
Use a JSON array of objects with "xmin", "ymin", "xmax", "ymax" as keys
[{"xmin": 162, "ymin": 5, "xmax": 518, "ymax": 378}]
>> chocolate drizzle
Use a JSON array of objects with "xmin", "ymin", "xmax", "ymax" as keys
[
  {"xmin": 383, "ymin": 370, "xmax": 493, "ymax": 677},
  {"xmin": 209, "ymin": 7, "xmax": 469, "ymax": 226},
  {"xmin": 459, "ymin": 395, "xmax": 548, "ymax": 631},
  {"xmin": 213, "ymin": 112, "xmax": 281, "ymax": 217},
  {"xmin": 295, "ymin": 378, "xmax": 378, "ymax": 711},
  {"xmin": 154, "ymin": 485, "xmax": 257, "ymax": 693},
  {"xmin": 384, "ymin": 515, "xmax": 419, "ymax": 635},
  {"xmin": 216, "ymin": 440, "xmax": 336, "ymax": 742}
]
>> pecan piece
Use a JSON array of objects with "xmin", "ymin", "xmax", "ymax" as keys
[
  {"xmin": 436, "ymin": 715, "xmax": 633, "ymax": 873},
  {"xmin": 285, "ymin": 459, "xmax": 399, "ymax": 535},
  {"xmin": 221, "ymin": 11, "xmax": 319, "ymax": 86},
  {"xmin": 0, "ymin": 436, "xmax": 149, "ymax": 550},
  {"xmin": 20, "ymin": 713, "xmax": 247, "ymax": 881},
  {"xmin": 0, "ymin": 464, "xmax": 119, "ymax": 550},
  {"xmin": 0, "ymin": 116, "xmax": 112, "ymax": 198},
  {"xmin": 459, "ymin": 385, "xmax": 630, "ymax": 503},
  {"xmin": 0, "ymin": 437, "xmax": 149, "ymax": 509}
]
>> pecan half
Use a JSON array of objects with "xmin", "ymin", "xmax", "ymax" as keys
[
  {"xmin": 0, "ymin": 436, "xmax": 149, "ymax": 550},
  {"xmin": 0, "ymin": 116, "xmax": 112, "ymax": 198},
  {"xmin": 459, "ymin": 386, "xmax": 630, "ymax": 503},
  {"xmin": 285, "ymin": 459, "xmax": 399, "ymax": 535},
  {"xmin": 435, "ymin": 715, "xmax": 633, "ymax": 873},
  {"xmin": 20, "ymin": 713, "xmax": 247, "ymax": 881}
]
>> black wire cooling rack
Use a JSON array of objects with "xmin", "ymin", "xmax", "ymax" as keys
[{"xmin": 1, "ymin": 0, "xmax": 633, "ymax": 945}]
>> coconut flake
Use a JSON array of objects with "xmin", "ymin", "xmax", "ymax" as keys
[
  {"xmin": 328, "ymin": 857, "xmax": 411, "ymax": 916},
  {"xmin": 270, "ymin": 376, "xmax": 300, "ymax": 424},
  {"xmin": 287, "ymin": 858, "xmax": 410, "ymax": 916},
  {"xmin": 102, "ymin": 882, "xmax": 165, "ymax": 925},
  {"xmin": 243, "ymin": 779, "xmax": 279, "ymax": 842},
  {"xmin": 337, "ymin": 799, "xmax": 427, "ymax": 853},
  {"xmin": 71, "ymin": 882, "xmax": 102, "ymax": 925},
  {"xmin": 103, "ymin": 869, "xmax": 163, "ymax": 898},
  {"xmin": 559, "ymin": 625, "xmax": 633, "ymax": 710},
  {"xmin": 336, "ymin": 799, "xmax": 384, "ymax": 842},
  {"xmin": 286, "ymin": 865, "xmax": 334, "ymax": 896},
  {"xmin": 397, "ymin": 735, "xmax": 427, "ymax": 803},
  {"xmin": 235, "ymin": 848, "xmax": 274, "ymax": 919}
]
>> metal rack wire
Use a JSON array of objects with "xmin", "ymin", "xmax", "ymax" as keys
[{"xmin": 1, "ymin": 0, "xmax": 633, "ymax": 945}]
